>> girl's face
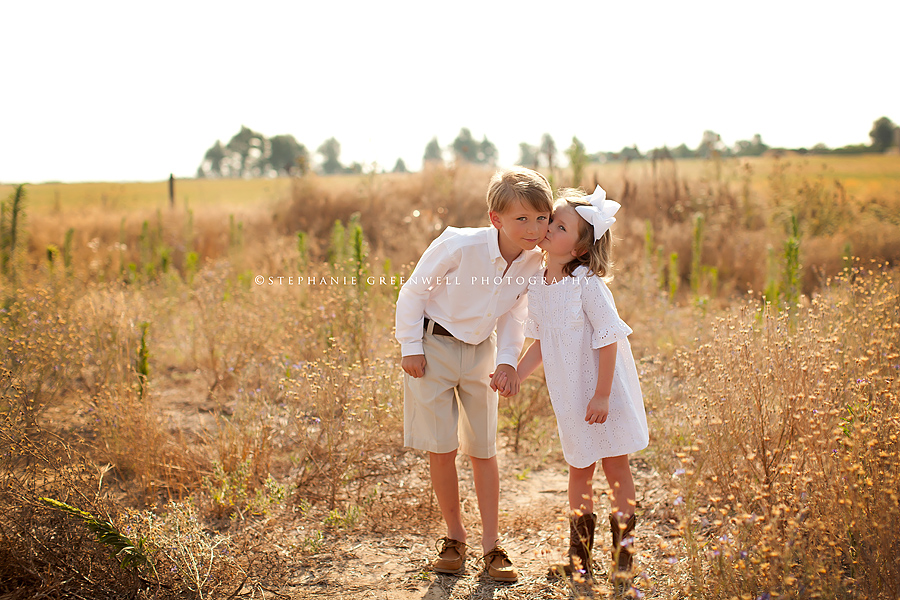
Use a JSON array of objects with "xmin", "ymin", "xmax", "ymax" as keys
[{"xmin": 538, "ymin": 204, "xmax": 584, "ymax": 259}]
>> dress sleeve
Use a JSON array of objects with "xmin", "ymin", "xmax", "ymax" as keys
[
  {"xmin": 523, "ymin": 283, "xmax": 541, "ymax": 340},
  {"xmin": 581, "ymin": 276, "xmax": 632, "ymax": 349}
]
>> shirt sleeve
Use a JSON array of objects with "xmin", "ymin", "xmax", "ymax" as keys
[
  {"xmin": 395, "ymin": 232, "xmax": 460, "ymax": 356},
  {"xmin": 582, "ymin": 277, "xmax": 633, "ymax": 349},
  {"xmin": 495, "ymin": 289, "xmax": 528, "ymax": 367}
]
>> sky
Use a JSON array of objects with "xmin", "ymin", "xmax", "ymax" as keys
[{"xmin": 2, "ymin": 0, "xmax": 898, "ymax": 183}]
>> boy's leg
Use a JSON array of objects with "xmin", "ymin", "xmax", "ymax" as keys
[
  {"xmin": 456, "ymin": 334, "xmax": 500, "ymax": 553},
  {"xmin": 430, "ymin": 449, "xmax": 466, "ymax": 544},
  {"xmin": 404, "ymin": 333, "xmax": 468, "ymax": 572},
  {"xmin": 470, "ymin": 455, "xmax": 499, "ymax": 553}
]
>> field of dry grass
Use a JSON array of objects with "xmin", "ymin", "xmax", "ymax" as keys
[{"xmin": 1, "ymin": 157, "xmax": 898, "ymax": 599}]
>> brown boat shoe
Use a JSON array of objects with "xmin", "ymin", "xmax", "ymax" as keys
[
  {"xmin": 432, "ymin": 537, "xmax": 466, "ymax": 575},
  {"xmin": 482, "ymin": 545, "xmax": 518, "ymax": 583}
]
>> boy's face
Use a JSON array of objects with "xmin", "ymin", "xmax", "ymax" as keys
[{"xmin": 489, "ymin": 200, "xmax": 551, "ymax": 251}]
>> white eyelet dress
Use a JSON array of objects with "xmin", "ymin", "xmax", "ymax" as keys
[{"xmin": 524, "ymin": 266, "xmax": 649, "ymax": 468}]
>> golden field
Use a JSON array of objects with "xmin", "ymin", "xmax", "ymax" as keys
[{"xmin": 1, "ymin": 155, "xmax": 898, "ymax": 599}]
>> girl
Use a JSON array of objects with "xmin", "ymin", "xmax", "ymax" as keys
[{"xmin": 515, "ymin": 185, "xmax": 648, "ymax": 579}]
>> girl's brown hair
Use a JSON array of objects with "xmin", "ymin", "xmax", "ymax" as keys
[{"xmin": 556, "ymin": 188, "xmax": 613, "ymax": 279}]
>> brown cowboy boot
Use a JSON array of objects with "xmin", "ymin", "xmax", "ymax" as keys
[
  {"xmin": 609, "ymin": 513, "xmax": 637, "ymax": 577},
  {"xmin": 548, "ymin": 512, "xmax": 596, "ymax": 581}
]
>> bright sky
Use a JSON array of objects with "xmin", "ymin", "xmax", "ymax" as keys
[{"xmin": 2, "ymin": 0, "xmax": 898, "ymax": 183}]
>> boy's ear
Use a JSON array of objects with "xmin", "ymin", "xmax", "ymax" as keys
[{"xmin": 488, "ymin": 211, "xmax": 502, "ymax": 230}]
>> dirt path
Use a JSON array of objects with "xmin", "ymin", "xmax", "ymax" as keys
[
  {"xmin": 65, "ymin": 371, "xmax": 682, "ymax": 599},
  {"xmin": 267, "ymin": 453, "xmax": 680, "ymax": 599}
]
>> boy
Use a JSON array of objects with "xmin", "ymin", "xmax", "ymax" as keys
[{"xmin": 395, "ymin": 167, "xmax": 553, "ymax": 582}]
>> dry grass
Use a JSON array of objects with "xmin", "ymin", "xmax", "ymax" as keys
[{"xmin": 1, "ymin": 159, "xmax": 898, "ymax": 598}]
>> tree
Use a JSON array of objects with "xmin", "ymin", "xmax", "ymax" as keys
[
  {"xmin": 197, "ymin": 140, "xmax": 227, "ymax": 178},
  {"xmin": 870, "ymin": 116, "xmax": 897, "ymax": 152},
  {"xmin": 269, "ymin": 134, "xmax": 309, "ymax": 175},
  {"xmin": 393, "ymin": 158, "xmax": 408, "ymax": 173},
  {"xmin": 452, "ymin": 128, "xmax": 479, "ymax": 163},
  {"xmin": 650, "ymin": 146, "xmax": 673, "ymax": 161},
  {"xmin": 480, "ymin": 137, "xmax": 498, "ymax": 166},
  {"xmin": 517, "ymin": 142, "xmax": 539, "ymax": 169},
  {"xmin": 423, "ymin": 137, "xmax": 443, "ymax": 163},
  {"xmin": 318, "ymin": 137, "xmax": 344, "ymax": 175},
  {"xmin": 733, "ymin": 134, "xmax": 769, "ymax": 157},
  {"xmin": 696, "ymin": 130, "xmax": 725, "ymax": 159},
  {"xmin": 540, "ymin": 133, "xmax": 557, "ymax": 171},
  {"xmin": 619, "ymin": 145, "xmax": 642, "ymax": 160},
  {"xmin": 452, "ymin": 129, "xmax": 498, "ymax": 164},
  {"xmin": 671, "ymin": 143, "xmax": 695, "ymax": 159},
  {"xmin": 565, "ymin": 137, "xmax": 588, "ymax": 187},
  {"xmin": 226, "ymin": 125, "xmax": 268, "ymax": 177}
]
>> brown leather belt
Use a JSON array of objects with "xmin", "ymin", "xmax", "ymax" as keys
[{"xmin": 424, "ymin": 317, "xmax": 454, "ymax": 337}]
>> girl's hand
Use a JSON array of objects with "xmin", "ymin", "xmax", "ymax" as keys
[
  {"xmin": 490, "ymin": 364, "xmax": 520, "ymax": 396},
  {"xmin": 585, "ymin": 394, "xmax": 609, "ymax": 424}
]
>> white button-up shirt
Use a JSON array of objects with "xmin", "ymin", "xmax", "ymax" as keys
[{"xmin": 395, "ymin": 226, "xmax": 543, "ymax": 367}]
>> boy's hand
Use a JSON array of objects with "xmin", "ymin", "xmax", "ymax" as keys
[
  {"xmin": 585, "ymin": 394, "xmax": 609, "ymax": 424},
  {"xmin": 401, "ymin": 355, "xmax": 426, "ymax": 378},
  {"xmin": 490, "ymin": 364, "xmax": 520, "ymax": 397}
]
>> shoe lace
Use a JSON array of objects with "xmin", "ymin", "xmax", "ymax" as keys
[
  {"xmin": 436, "ymin": 537, "xmax": 465, "ymax": 556},
  {"xmin": 482, "ymin": 545, "xmax": 511, "ymax": 566}
]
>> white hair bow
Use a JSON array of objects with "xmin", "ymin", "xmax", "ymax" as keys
[{"xmin": 574, "ymin": 185, "xmax": 620, "ymax": 241}]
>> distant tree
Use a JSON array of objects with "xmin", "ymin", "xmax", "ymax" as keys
[
  {"xmin": 226, "ymin": 125, "xmax": 268, "ymax": 177},
  {"xmin": 517, "ymin": 142, "xmax": 539, "ymax": 169},
  {"xmin": 671, "ymin": 143, "xmax": 695, "ymax": 159},
  {"xmin": 452, "ymin": 128, "xmax": 480, "ymax": 163},
  {"xmin": 650, "ymin": 146, "xmax": 673, "ymax": 161},
  {"xmin": 619, "ymin": 145, "xmax": 642, "ymax": 160},
  {"xmin": 480, "ymin": 137, "xmax": 498, "ymax": 166},
  {"xmin": 870, "ymin": 116, "xmax": 898, "ymax": 152},
  {"xmin": 452, "ymin": 129, "xmax": 498, "ymax": 164},
  {"xmin": 541, "ymin": 133, "xmax": 557, "ymax": 171},
  {"xmin": 696, "ymin": 130, "xmax": 726, "ymax": 159},
  {"xmin": 565, "ymin": 136, "xmax": 588, "ymax": 186},
  {"xmin": 423, "ymin": 137, "xmax": 443, "ymax": 163},
  {"xmin": 734, "ymin": 133, "xmax": 769, "ymax": 157},
  {"xmin": 197, "ymin": 140, "xmax": 227, "ymax": 178},
  {"xmin": 318, "ymin": 137, "xmax": 344, "ymax": 175},
  {"xmin": 269, "ymin": 134, "xmax": 309, "ymax": 176},
  {"xmin": 393, "ymin": 158, "xmax": 408, "ymax": 173}
]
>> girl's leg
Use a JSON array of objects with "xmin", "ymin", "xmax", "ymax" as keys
[
  {"xmin": 600, "ymin": 455, "xmax": 636, "ymax": 517},
  {"xmin": 429, "ymin": 450, "xmax": 466, "ymax": 543},
  {"xmin": 551, "ymin": 462, "xmax": 598, "ymax": 579},
  {"xmin": 602, "ymin": 454, "xmax": 638, "ymax": 575},
  {"xmin": 568, "ymin": 463, "xmax": 597, "ymax": 513}
]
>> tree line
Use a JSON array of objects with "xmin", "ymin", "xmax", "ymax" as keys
[{"xmin": 196, "ymin": 117, "xmax": 899, "ymax": 178}]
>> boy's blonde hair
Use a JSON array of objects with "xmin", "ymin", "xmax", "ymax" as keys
[
  {"xmin": 556, "ymin": 188, "xmax": 613, "ymax": 279},
  {"xmin": 486, "ymin": 167, "xmax": 554, "ymax": 214}
]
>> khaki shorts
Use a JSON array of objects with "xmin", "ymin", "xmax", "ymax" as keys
[{"xmin": 403, "ymin": 327, "xmax": 498, "ymax": 459}]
